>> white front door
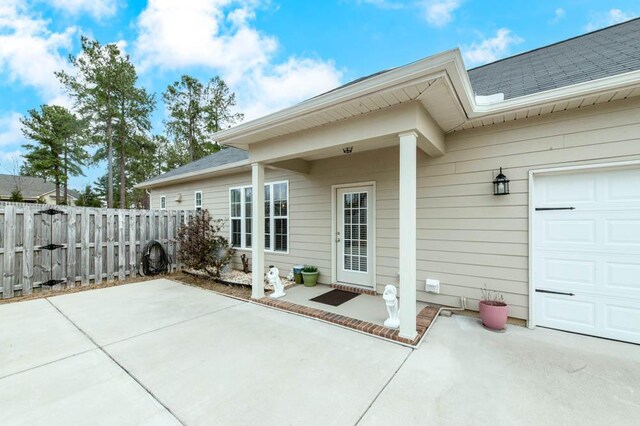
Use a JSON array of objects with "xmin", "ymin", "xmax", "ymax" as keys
[
  {"xmin": 336, "ymin": 186, "xmax": 374, "ymax": 288},
  {"xmin": 533, "ymin": 166, "xmax": 640, "ymax": 344}
]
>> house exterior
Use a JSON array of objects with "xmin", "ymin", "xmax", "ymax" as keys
[
  {"xmin": 0, "ymin": 174, "xmax": 79, "ymax": 205},
  {"xmin": 137, "ymin": 19, "xmax": 640, "ymax": 344}
]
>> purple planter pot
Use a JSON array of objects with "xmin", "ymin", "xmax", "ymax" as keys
[{"xmin": 479, "ymin": 301, "xmax": 508, "ymax": 330}]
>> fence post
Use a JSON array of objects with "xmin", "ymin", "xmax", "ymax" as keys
[
  {"xmin": 66, "ymin": 208, "xmax": 77, "ymax": 287},
  {"xmin": 3, "ymin": 205, "xmax": 16, "ymax": 298},
  {"xmin": 118, "ymin": 210, "xmax": 125, "ymax": 280},
  {"xmin": 129, "ymin": 210, "xmax": 137, "ymax": 279},
  {"xmin": 81, "ymin": 209, "xmax": 90, "ymax": 285},
  {"xmin": 95, "ymin": 208, "xmax": 104, "ymax": 284},
  {"xmin": 22, "ymin": 206, "xmax": 34, "ymax": 295},
  {"xmin": 106, "ymin": 210, "xmax": 115, "ymax": 282}
]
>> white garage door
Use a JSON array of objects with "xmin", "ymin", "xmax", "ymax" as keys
[{"xmin": 534, "ymin": 166, "xmax": 640, "ymax": 344}]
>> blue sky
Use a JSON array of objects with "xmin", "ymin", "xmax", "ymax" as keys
[{"xmin": 0, "ymin": 0, "xmax": 637, "ymax": 188}]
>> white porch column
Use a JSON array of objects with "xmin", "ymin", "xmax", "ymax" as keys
[
  {"xmin": 398, "ymin": 131, "xmax": 418, "ymax": 339},
  {"xmin": 251, "ymin": 162, "xmax": 265, "ymax": 299}
]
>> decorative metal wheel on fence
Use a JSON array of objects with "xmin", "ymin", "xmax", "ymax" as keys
[{"xmin": 0, "ymin": 202, "xmax": 195, "ymax": 299}]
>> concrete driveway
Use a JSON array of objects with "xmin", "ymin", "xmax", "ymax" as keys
[{"xmin": 0, "ymin": 279, "xmax": 638, "ymax": 425}]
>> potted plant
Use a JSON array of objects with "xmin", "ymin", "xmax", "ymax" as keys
[
  {"xmin": 479, "ymin": 286, "xmax": 508, "ymax": 331},
  {"xmin": 301, "ymin": 266, "xmax": 319, "ymax": 287}
]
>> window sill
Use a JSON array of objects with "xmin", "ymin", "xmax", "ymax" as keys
[{"xmin": 233, "ymin": 247, "xmax": 290, "ymax": 255}]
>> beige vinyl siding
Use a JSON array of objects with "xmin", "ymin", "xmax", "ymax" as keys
[
  {"xmin": 417, "ymin": 96, "xmax": 640, "ymax": 319},
  {"xmin": 150, "ymin": 96, "xmax": 640, "ymax": 320}
]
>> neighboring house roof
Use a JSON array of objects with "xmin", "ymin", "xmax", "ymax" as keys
[
  {"xmin": 468, "ymin": 18, "xmax": 640, "ymax": 100},
  {"xmin": 0, "ymin": 174, "xmax": 79, "ymax": 200},
  {"xmin": 141, "ymin": 147, "xmax": 249, "ymax": 185}
]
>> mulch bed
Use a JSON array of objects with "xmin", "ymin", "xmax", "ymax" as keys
[{"xmin": 173, "ymin": 272, "xmax": 253, "ymax": 299}]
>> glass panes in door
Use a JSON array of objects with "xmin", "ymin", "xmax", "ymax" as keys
[{"xmin": 343, "ymin": 192, "xmax": 368, "ymax": 273}]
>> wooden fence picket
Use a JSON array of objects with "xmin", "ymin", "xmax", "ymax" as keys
[
  {"xmin": 0, "ymin": 202, "xmax": 188, "ymax": 299},
  {"xmin": 22, "ymin": 207, "xmax": 34, "ymax": 294},
  {"xmin": 3, "ymin": 205, "xmax": 16, "ymax": 299}
]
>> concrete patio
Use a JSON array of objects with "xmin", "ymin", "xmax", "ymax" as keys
[{"xmin": 0, "ymin": 278, "xmax": 638, "ymax": 425}]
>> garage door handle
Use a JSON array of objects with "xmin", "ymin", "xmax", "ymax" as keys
[
  {"xmin": 535, "ymin": 207, "xmax": 575, "ymax": 211},
  {"xmin": 536, "ymin": 289, "xmax": 575, "ymax": 296}
]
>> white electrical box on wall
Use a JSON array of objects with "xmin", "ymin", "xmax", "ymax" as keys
[{"xmin": 426, "ymin": 279, "xmax": 440, "ymax": 293}]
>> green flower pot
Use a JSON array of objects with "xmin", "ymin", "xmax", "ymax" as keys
[{"xmin": 301, "ymin": 271, "xmax": 319, "ymax": 287}]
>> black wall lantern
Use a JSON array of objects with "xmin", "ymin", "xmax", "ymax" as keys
[{"xmin": 493, "ymin": 167, "xmax": 510, "ymax": 195}]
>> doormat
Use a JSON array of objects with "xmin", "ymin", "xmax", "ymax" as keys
[{"xmin": 310, "ymin": 289, "xmax": 360, "ymax": 306}]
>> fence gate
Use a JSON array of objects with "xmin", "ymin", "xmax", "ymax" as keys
[{"xmin": 0, "ymin": 203, "xmax": 195, "ymax": 299}]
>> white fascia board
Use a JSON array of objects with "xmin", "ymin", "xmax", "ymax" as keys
[
  {"xmin": 468, "ymin": 69, "xmax": 640, "ymax": 117},
  {"xmin": 134, "ymin": 160, "xmax": 251, "ymax": 189},
  {"xmin": 214, "ymin": 49, "xmax": 461, "ymax": 144}
]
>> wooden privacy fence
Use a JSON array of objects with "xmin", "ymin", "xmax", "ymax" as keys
[{"xmin": 0, "ymin": 202, "xmax": 196, "ymax": 299}]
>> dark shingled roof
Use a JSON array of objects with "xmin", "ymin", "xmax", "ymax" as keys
[
  {"xmin": 143, "ymin": 146, "xmax": 248, "ymax": 184},
  {"xmin": 468, "ymin": 18, "xmax": 640, "ymax": 100}
]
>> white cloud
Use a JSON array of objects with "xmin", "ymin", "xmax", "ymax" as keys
[
  {"xmin": 0, "ymin": 112, "xmax": 26, "ymax": 172},
  {"xmin": 241, "ymin": 57, "xmax": 343, "ymax": 120},
  {"xmin": 0, "ymin": 0, "xmax": 75, "ymax": 102},
  {"xmin": 550, "ymin": 8, "xmax": 565, "ymax": 24},
  {"xmin": 586, "ymin": 9, "xmax": 637, "ymax": 31},
  {"xmin": 462, "ymin": 28, "xmax": 523, "ymax": 66},
  {"xmin": 134, "ymin": 0, "xmax": 343, "ymax": 121},
  {"xmin": 422, "ymin": 0, "xmax": 461, "ymax": 27},
  {"xmin": 43, "ymin": 0, "xmax": 117, "ymax": 19},
  {"xmin": 0, "ymin": 112, "xmax": 24, "ymax": 148}
]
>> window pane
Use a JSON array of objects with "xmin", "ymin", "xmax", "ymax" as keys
[
  {"xmin": 230, "ymin": 189, "xmax": 241, "ymax": 217},
  {"xmin": 231, "ymin": 219, "xmax": 241, "ymax": 247},
  {"xmin": 265, "ymin": 218, "xmax": 270, "ymax": 250},
  {"xmin": 359, "ymin": 209, "xmax": 367, "ymax": 224},
  {"xmin": 359, "ymin": 257, "xmax": 367, "ymax": 272},
  {"xmin": 344, "ymin": 255, "xmax": 351, "ymax": 270},
  {"xmin": 245, "ymin": 218, "xmax": 252, "ymax": 248},
  {"xmin": 274, "ymin": 218, "xmax": 287, "ymax": 252}
]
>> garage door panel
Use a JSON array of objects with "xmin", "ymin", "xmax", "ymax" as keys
[
  {"xmin": 540, "ymin": 174, "xmax": 597, "ymax": 205},
  {"xmin": 538, "ymin": 256, "xmax": 596, "ymax": 288},
  {"xmin": 605, "ymin": 261, "xmax": 640, "ymax": 294},
  {"xmin": 536, "ymin": 293, "xmax": 596, "ymax": 329},
  {"xmin": 534, "ymin": 166, "xmax": 640, "ymax": 344},
  {"xmin": 605, "ymin": 168, "xmax": 640, "ymax": 205},
  {"xmin": 605, "ymin": 218, "xmax": 640, "ymax": 248},
  {"xmin": 542, "ymin": 219, "xmax": 596, "ymax": 244},
  {"xmin": 536, "ymin": 292, "xmax": 640, "ymax": 344},
  {"xmin": 606, "ymin": 304, "xmax": 640, "ymax": 337}
]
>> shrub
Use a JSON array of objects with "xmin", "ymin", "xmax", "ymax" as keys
[
  {"xmin": 9, "ymin": 187, "xmax": 23, "ymax": 202},
  {"xmin": 302, "ymin": 266, "xmax": 318, "ymax": 273},
  {"xmin": 177, "ymin": 211, "xmax": 236, "ymax": 278},
  {"xmin": 481, "ymin": 285, "xmax": 506, "ymax": 306}
]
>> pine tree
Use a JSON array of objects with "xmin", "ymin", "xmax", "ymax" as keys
[
  {"xmin": 75, "ymin": 185, "xmax": 102, "ymax": 207},
  {"xmin": 57, "ymin": 37, "xmax": 131, "ymax": 208},
  {"xmin": 20, "ymin": 105, "xmax": 85, "ymax": 204},
  {"xmin": 163, "ymin": 75, "xmax": 243, "ymax": 165}
]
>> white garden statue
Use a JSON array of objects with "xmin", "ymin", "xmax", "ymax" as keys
[
  {"xmin": 383, "ymin": 285, "xmax": 400, "ymax": 329},
  {"xmin": 267, "ymin": 266, "xmax": 286, "ymax": 298}
]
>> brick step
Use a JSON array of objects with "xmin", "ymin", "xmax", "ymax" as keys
[{"xmin": 330, "ymin": 283, "xmax": 377, "ymax": 295}]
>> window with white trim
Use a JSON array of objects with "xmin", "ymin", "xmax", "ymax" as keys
[
  {"xmin": 160, "ymin": 196, "xmax": 166, "ymax": 210},
  {"xmin": 194, "ymin": 191, "xmax": 202, "ymax": 211},
  {"xmin": 229, "ymin": 181, "xmax": 288, "ymax": 252}
]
